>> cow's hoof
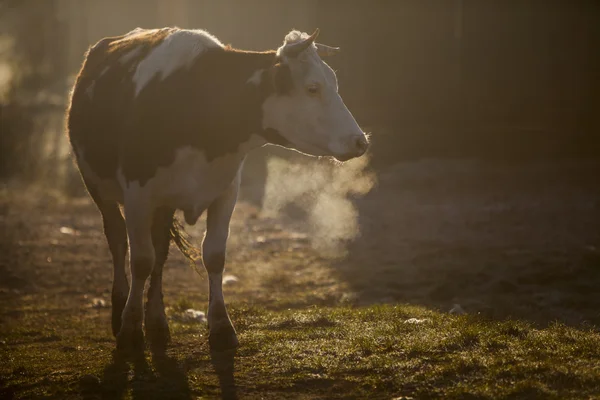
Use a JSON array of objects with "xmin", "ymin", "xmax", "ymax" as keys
[
  {"xmin": 146, "ymin": 317, "xmax": 171, "ymax": 353},
  {"xmin": 209, "ymin": 322, "xmax": 239, "ymax": 353},
  {"xmin": 116, "ymin": 326, "xmax": 145, "ymax": 355},
  {"xmin": 210, "ymin": 345, "xmax": 237, "ymax": 399}
]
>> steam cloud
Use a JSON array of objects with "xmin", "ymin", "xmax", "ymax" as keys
[{"xmin": 261, "ymin": 155, "xmax": 376, "ymax": 257}]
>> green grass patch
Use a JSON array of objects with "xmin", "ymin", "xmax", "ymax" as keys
[
  {"xmin": 231, "ymin": 306, "xmax": 600, "ymax": 398},
  {"xmin": 2, "ymin": 301, "xmax": 600, "ymax": 399}
]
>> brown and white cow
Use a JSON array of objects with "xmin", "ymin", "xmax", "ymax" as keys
[{"xmin": 67, "ymin": 27, "xmax": 368, "ymax": 354}]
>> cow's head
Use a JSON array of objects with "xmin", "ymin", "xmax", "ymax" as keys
[{"xmin": 261, "ymin": 29, "xmax": 369, "ymax": 162}]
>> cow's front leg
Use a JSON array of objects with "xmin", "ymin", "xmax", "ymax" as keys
[
  {"xmin": 118, "ymin": 200, "xmax": 155, "ymax": 354},
  {"xmin": 203, "ymin": 171, "xmax": 241, "ymax": 353}
]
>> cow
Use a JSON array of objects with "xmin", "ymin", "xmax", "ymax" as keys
[{"xmin": 67, "ymin": 27, "xmax": 369, "ymax": 355}]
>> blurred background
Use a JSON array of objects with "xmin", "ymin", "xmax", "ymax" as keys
[
  {"xmin": 1, "ymin": 0, "xmax": 600, "ymax": 334},
  {"xmin": 1, "ymin": 0, "xmax": 599, "ymax": 194}
]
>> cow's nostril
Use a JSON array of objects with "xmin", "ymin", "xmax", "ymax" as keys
[{"xmin": 355, "ymin": 136, "xmax": 368, "ymax": 152}]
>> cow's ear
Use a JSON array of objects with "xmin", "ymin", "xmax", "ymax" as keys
[
  {"xmin": 315, "ymin": 43, "xmax": 341, "ymax": 57},
  {"xmin": 271, "ymin": 62, "xmax": 293, "ymax": 95}
]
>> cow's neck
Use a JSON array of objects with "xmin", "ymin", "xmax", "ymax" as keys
[{"xmin": 188, "ymin": 48, "xmax": 287, "ymax": 152}]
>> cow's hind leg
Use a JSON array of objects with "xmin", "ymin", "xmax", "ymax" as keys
[
  {"xmin": 104, "ymin": 205, "xmax": 130, "ymax": 338},
  {"xmin": 145, "ymin": 207, "xmax": 174, "ymax": 351},
  {"xmin": 118, "ymin": 198, "xmax": 155, "ymax": 354},
  {"xmin": 84, "ymin": 182, "xmax": 129, "ymax": 337},
  {"xmin": 204, "ymin": 170, "xmax": 241, "ymax": 353}
]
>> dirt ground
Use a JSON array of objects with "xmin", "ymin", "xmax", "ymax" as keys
[
  {"xmin": 336, "ymin": 158, "xmax": 600, "ymax": 326},
  {"xmin": 1, "ymin": 158, "xmax": 600, "ymax": 398}
]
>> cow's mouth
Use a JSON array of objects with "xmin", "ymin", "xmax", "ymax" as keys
[{"xmin": 334, "ymin": 154, "xmax": 354, "ymax": 162}]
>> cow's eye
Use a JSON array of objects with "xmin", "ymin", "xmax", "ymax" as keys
[{"xmin": 307, "ymin": 84, "xmax": 320, "ymax": 96}]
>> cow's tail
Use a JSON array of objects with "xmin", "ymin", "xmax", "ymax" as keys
[{"xmin": 169, "ymin": 216, "xmax": 204, "ymax": 276}]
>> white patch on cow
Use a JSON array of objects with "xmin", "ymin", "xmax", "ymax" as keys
[
  {"xmin": 246, "ymin": 69, "xmax": 263, "ymax": 85},
  {"xmin": 119, "ymin": 46, "xmax": 143, "ymax": 65},
  {"xmin": 122, "ymin": 135, "xmax": 263, "ymax": 217},
  {"xmin": 86, "ymin": 81, "xmax": 95, "ymax": 99},
  {"xmin": 133, "ymin": 29, "xmax": 224, "ymax": 96}
]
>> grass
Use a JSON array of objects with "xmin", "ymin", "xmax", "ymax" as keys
[
  {"xmin": 2, "ymin": 300, "xmax": 600, "ymax": 399},
  {"xmin": 2, "ymin": 166, "xmax": 600, "ymax": 399}
]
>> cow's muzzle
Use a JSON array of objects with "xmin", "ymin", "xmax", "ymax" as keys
[{"xmin": 334, "ymin": 134, "xmax": 369, "ymax": 162}]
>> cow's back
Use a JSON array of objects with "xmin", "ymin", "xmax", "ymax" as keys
[{"xmin": 67, "ymin": 28, "xmax": 177, "ymax": 183}]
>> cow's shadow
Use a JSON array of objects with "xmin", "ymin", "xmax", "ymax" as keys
[{"xmin": 97, "ymin": 348, "xmax": 237, "ymax": 400}]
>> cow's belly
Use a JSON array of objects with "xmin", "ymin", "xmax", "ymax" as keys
[{"xmin": 145, "ymin": 146, "xmax": 244, "ymax": 224}]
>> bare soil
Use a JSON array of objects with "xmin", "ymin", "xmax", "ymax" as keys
[{"xmin": 336, "ymin": 159, "xmax": 600, "ymax": 325}]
